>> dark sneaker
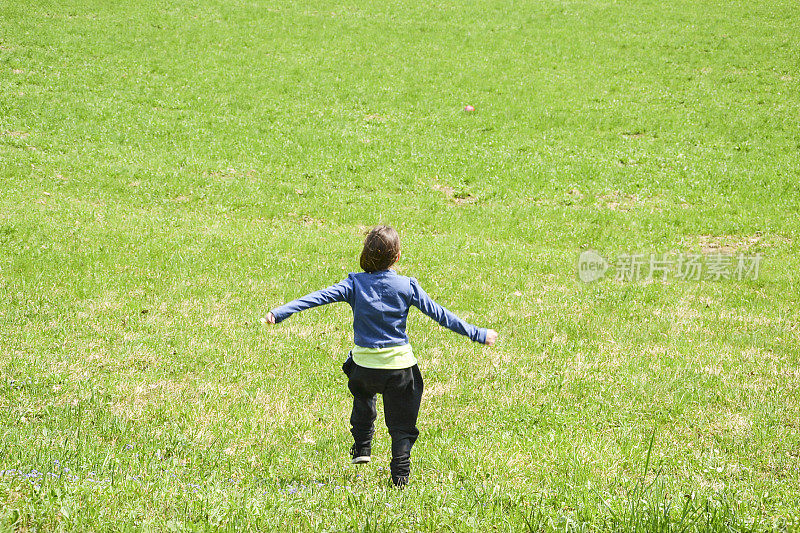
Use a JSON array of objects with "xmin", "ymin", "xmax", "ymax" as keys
[
  {"xmin": 391, "ymin": 476, "xmax": 408, "ymax": 488},
  {"xmin": 350, "ymin": 444, "xmax": 371, "ymax": 465}
]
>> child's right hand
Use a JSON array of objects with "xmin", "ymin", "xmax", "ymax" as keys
[
  {"xmin": 260, "ymin": 312, "xmax": 276, "ymax": 325},
  {"xmin": 484, "ymin": 329, "xmax": 498, "ymax": 346}
]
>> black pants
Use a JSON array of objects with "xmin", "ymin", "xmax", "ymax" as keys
[{"xmin": 343, "ymin": 357, "xmax": 424, "ymax": 480}]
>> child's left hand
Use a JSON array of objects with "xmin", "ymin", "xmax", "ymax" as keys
[{"xmin": 260, "ymin": 312, "xmax": 276, "ymax": 325}]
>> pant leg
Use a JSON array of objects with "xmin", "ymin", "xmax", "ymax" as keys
[
  {"xmin": 347, "ymin": 366, "xmax": 378, "ymax": 449},
  {"xmin": 382, "ymin": 365, "xmax": 424, "ymax": 480}
]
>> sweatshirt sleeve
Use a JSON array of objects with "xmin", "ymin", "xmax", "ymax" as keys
[
  {"xmin": 270, "ymin": 275, "xmax": 354, "ymax": 324},
  {"xmin": 409, "ymin": 277, "xmax": 487, "ymax": 344}
]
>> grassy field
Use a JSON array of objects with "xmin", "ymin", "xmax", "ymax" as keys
[{"xmin": 1, "ymin": 0, "xmax": 799, "ymax": 530}]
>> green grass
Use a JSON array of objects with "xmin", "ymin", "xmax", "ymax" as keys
[{"xmin": 1, "ymin": 0, "xmax": 799, "ymax": 530}]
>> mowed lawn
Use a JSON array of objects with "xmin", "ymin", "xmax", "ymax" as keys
[{"xmin": 1, "ymin": 0, "xmax": 799, "ymax": 530}]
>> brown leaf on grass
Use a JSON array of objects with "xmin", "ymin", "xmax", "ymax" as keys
[
  {"xmin": 595, "ymin": 192, "xmax": 639, "ymax": 211},
  {"xmin": 621, "ymin": 131, "xmax": 647, "ymax": 138},
  {"xmin": 286, "ymin": 212, "xmax": 325, "ymax": 227},
  {"xmin": 432, "ymin": 183, "xmax": 454, "ymax": 196},
  {"xmin": 452, "ymin": 193, "xmax": 476, "ymax": 205},
  {"xmin": 690, "ymin": 234, "xmax": 767, "ymax": 254},
  {"xmin": 433, "ymin": 183, "xmax": 477, "ymax": 205}
]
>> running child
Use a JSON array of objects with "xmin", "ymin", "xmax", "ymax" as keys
[{"xmin": 262, "ymin": 225, "xmax": 498, "ymax": 487}]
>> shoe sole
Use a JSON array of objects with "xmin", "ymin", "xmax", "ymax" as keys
[{"xmin": 351, "ymin": 456, "xmax": 371, "ymax": 464}]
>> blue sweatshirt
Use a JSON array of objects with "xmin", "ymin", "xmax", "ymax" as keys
[{"xmin": 270, "ymin": 269, "xmax": 487, "ymax": 347}]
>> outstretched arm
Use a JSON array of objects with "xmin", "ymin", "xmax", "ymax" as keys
[
  {"xmin": 265, "ymin": 276, "xmax": 354, "ymax": 324},
  {"xmin": 410, "ymin": 278, "xmax": 497, "ymax": 345}
]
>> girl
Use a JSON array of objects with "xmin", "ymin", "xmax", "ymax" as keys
[{"xmin": 263, "ymin": 225, "xmax": 498, "ymax": 487}]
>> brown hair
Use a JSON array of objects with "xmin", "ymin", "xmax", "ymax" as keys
[{"xmin": 360, "ymin": 226, "xmax": 401, "ymax": 272}]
